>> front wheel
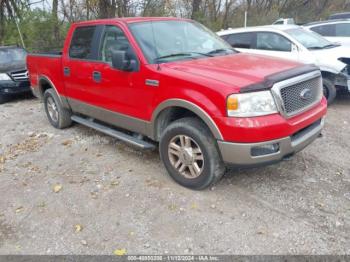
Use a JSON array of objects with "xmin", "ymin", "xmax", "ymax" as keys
[
  {"xmin": 159, "ymin": 117, "xmax": 225, "ymax": 190},
  {"xmin": 323, "ymin": 78, "xmax": 336, "ymax": 104}
]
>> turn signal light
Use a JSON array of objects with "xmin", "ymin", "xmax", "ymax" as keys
[{"xmin": 227, "ymin": 96, "xmax": 239, "ymax": 111}]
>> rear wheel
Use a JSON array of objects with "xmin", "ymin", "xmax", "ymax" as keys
[
  {"xmin": 323, "ymin": 78, "xmax": 336, "ymax": 104},
  {"xmin": 44, "ymin": 89, "xmax": 72, "ymax": 129},
  {"xmin": 159, "ymin": 117, "xmax": 225, "ymax": 190}
]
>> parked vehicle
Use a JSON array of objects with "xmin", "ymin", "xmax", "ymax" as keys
[
  {"xmin": 0, "ymin": 46, "xmax": 31, "ymax": 104},
  {"xmin": 218, "ymin": 25, "xmax": 350, "ymax": 103},
  {"xmin": 328, "ymin": 12, "xmax": 350, "ymax": 20},
  {"xmin": 304, "ymin": 19, "xmax": 350, "ymax": 47},
  {"xmin": 273, "ymin": 18, "xmax": 295, "ymax": 25},
  {"xmin": 27, "ymin": 18, "xmax": 327, "ymax": 189}
]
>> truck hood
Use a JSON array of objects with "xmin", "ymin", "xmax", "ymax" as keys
[
  {"xmin": 310, "ymin": 45, "xmax": 349, "ymax": 73},
  {"xmin": 163, "ymin": 53, "xmax": 304, "ymax": 90},
  {"xmin": 0, "ymin": 61, "xmax": 26, "ymax": 73}
]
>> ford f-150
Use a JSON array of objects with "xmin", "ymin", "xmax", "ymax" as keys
[{"xmin": 27, "ymin": 17, "xmax": 327, "ymax": 189}]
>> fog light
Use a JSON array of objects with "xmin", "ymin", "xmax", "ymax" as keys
[
  {"xmin": 251, "ymin": 143, "xmax": 280, "ymax": 157},
  {"xmin": 3, "ymin": 88, "xmax": 9, "ymax": 93}
]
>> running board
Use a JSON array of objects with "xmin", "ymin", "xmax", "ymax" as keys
[{"xmin": 71, "ymin": 115, "xmax": 156, "ymax": 150}]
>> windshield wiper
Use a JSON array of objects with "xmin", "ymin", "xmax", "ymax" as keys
[
  {"xmin": 207, "ymin": 48, "xmax": 235, "ymax": 55},
  {"xmin": 322, "ymin": 44, "xmax": 339, "ymax": 49},
  {"xmin": 309, "ymin": 44, "xmax": 338, "ymax": 50},
  {"xmin": 154, "ymin": 52, "xmax": 212, "ymax": 62}
]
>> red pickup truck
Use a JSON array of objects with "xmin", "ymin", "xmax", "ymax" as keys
[{"xmin": 27, "ymin": 17, "xmax": 327, "ymax": 189}]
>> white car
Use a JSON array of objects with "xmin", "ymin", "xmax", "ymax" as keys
[
  {"xmin": 218, "ymin": 25, "xmax": 350, "ymax": 103},
  {"xmin": 273, "ymin": 18, "xmax": 295, "ymax": 25},
  {"xmin": 303, "ymin": 19, "xmax": 350, "ymax": 47}
]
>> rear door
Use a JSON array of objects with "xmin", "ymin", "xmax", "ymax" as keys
[
  {"xmin": 224, "ymin": 31, "xmax": 298, "ymax": 62},
  {"xmin": 62, "ymin": 25, "xmax": 103, "ymax": 108},
  {"xmin": 224, "ymin": 32, "xmax": 255, "ymax": 51}
]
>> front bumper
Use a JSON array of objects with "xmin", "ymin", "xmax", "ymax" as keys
[
  {"xmin": 0, "ymin": 80, "xmax": 31, "ymax": 95},
  {"xmin": 218, "ymin": 118, "xmax": 324, "ymax": 166},
  {"xmin": 335, "ymin": 72, "xmax": 350, "ymax": 92}
]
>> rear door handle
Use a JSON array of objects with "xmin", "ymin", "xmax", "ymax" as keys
[
  {"xmin": 93, "ymin": 71, "xmax": 102, "ymax": 83},
  {"xmin": 63, "ymin": 67, "xmax": 70, "ymax": 76}
]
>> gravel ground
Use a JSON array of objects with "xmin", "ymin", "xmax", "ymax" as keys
[{"xmin": 0, "ymin": 94, "xmax": 349, "ymax": 255}]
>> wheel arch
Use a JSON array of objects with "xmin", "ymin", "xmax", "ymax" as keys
[
  {"xmin": 38, "ymin": 75, "xmax": 70, "ymax": 109},
  {"xmin": 321, "ymin": 70, "xmax": 337, "ymax": 82},
  {"xmin": 151, "ymin": 99, "xmax": 223, "ymax": 141}
]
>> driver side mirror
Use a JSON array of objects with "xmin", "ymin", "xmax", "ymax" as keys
[{"xmin": 111, "ymin": 50, "xmax": 137, "ymax": 72}]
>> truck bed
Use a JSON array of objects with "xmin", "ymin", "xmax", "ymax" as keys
[{"xmin": 27, "ymin": 52, "xmax": 65, "ymax": 97}]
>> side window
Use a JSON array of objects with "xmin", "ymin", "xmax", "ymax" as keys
[
  {"xmin": 335, "ymin": 23, "xmax": 350, "ymax": 37},
  {"xmin": 69, "ymin": 26, "xmax": 96, "ymax": 59},
  {"xmin": 220, "ymin": 34, "xmax": 229, "ymax": 41},
  {"xmin": 99, "ymin": 26, "xmax": 135, "ymax": 63},
  {"xmin": 311, "ymin": 25, "xmax": 335, "ymax": 37},
  {"xmin": 226, "ymin": 33, "xmax": 254, "ymax": 49},
  {"xmin": 256, "ymin": 32, "xmax": 291, "ymax": 52}
]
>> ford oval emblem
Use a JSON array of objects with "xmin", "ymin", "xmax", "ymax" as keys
[{"xmin": 300, "ymin": 88, "xmax": 312, "ymax": 100}]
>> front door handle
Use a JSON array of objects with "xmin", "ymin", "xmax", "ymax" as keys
[
  {"xmin": 93, "ymin": 71, "xmax": 102, "ymax": 83},
  {"xmin": 63, "ymin": 67, "xmax": 70, "ymax": 76}
]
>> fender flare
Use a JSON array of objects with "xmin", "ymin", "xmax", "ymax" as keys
[
  {"xmin": 38, "ymin": 75, "xmax": 70, "ymax": 108},
  {"xmin": 151, "ymin": 99, "xmax": 223, "ymax": 140}
]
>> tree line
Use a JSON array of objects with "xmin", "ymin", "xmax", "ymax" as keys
[{"xmin": 1, "ymin": 0, "xmax": 350, "ymax": 51}]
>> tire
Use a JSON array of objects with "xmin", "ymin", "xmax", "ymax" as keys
[
  {"xmin": 323, "ymin": 78, "xmax": 336, "ymax": 104},
  {"xmin": 0, "ymin": 94, "xmax": 9, "ymax": 104},
  {"xmin": 159, "ymin": 117, "xmax": 225, "ymax": 190},
  {"xmin": 43, "ymin": 89, "xmax": 72, "ymax": 129}
]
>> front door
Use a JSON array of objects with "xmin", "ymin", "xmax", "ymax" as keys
[{"xmin": 89, "ymin": 25, "xmax": 153, "ymax": 121}]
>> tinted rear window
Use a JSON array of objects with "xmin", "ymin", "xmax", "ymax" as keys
[
  {"xmin": 225, "ymin": 33, "xmax": 254, "ymax": 49},
  {"xmin": 335, "ymin": 23, "xmax": 350, "ymax": 37},
  {"xmin": 311, "ymin": 24, "xmax": 335, "ymax": 36},
  {"xmin": 69, "ymin": 26, "xmax": 96, "ymax": 59}
]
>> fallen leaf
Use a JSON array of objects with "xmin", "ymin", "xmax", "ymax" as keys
[
  {"xmin": 75, "ymin": 224, "xmax": 83, "ymax": 233},
  {"xmin": 113, "ymin": 248, "xmax": 127, "ymax": 256},
  {"xmin": 168, "ymin": 204, "xmax": 177, "ymax": 211},
  {"xmin": 0, "ymin": 156, "xmax": 5, "ymax": 164},
  {"xmin": 129, "ymin": 231, "xmax": 135, "ymax": 236},
  {"xmin": 53, "ymin": 184, "xmax": 62, "ymax": 193},
  {"xmin": 91, "ymin": 192, "xmax": 98, "ymax": 199},
  {"xmin": 15, "ymin": 207, "xmax": 24, "ymax": 213},
  {"xmin": 316, "ymin": 202, "xmax": 325, "ymax": 209},
  {"xmin": 257, "ymin": 230, "xmax": 266, "ymax": 235},
  {"xmin": 191, "ymin": 203, "xmax": 197, "ymax": 209},
  {"xmin": 111, "ymin": 181, "xmax": 120, "ymax": 186},
  {"xmin": 61, "ymin": 140, "xmax": 73, "ymax": 146}
]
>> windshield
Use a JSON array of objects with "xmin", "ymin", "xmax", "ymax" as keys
[
  {"xmin": 129, "ymin": 20, "xmax": 235, "ymax": 63},
  {"xmin": 0, "ymin": 48, "xmax": 27, "ymax": 65},
  {"xmin": 286, "ymin": 29, "xmax": 335, "ymax": 50}
]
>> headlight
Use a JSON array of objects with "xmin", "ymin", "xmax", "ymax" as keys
[
  {"xmin": 227, "ymin": 91, "xmax": 278, "ymax": 117},
  {"xmin": 0, "ymin": 73, "xmax": 11, "ymax": 81}
]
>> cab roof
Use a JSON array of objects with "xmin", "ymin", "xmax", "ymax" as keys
[
  {"xmin": 217, "ymin": 25, "xmax": 301, "ymax": 35},
  {"xmin": 304, "ymin": 19, "xmax": 350, "ymax": 27},
  {"xmin": 74, "ymin": 17, "xmax": 191, "ymax": 26}
]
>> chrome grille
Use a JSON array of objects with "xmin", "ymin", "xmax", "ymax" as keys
[
  {"xmin": 272, "ymin": 71, "xmax": 323, "ymax": 118},
  {"xmin": 10, "ymin": 70, "xmax": 29, "ymax": 82}
]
